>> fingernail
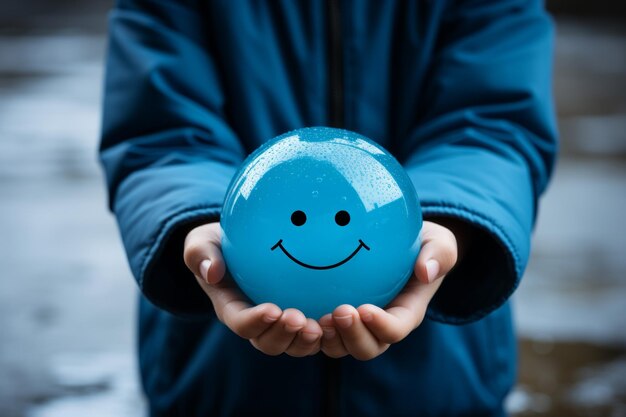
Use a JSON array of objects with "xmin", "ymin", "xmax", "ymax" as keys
[
  {"xmin": 322, "ymin": 327, "xmax": 336, "ymax": 339},
  {"xmin": 360, "ymin": 311, "xmax": 373, "ymax": 323},
  {"xmin": 426, "ymin": 259, "xmax": 440, "ymax": 283},
  {"xmin": 301, "ymin": 331, "xmax": 320, "ymax": 343},
  {"xmin": 334, "ymin": 315, "xmax": 353, "ymax": 329},
  {"xmin": 263, "ymin": 314, "xmax": 279, "ymax": 324},
  {"xmin": 199, "ymin": 259, "xmax": 211, "ymax": 283},
  {"xmin": 285, "ymin": 323, "xmax": 302, "ymax": 333}
]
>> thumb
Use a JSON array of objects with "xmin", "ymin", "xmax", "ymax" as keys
[
  {"xmin": 414, "ymin": 221, "xmax": 458, "ymax": 284},
  {"xmin": 183, "ymin": 222, "xmax": 226, "ymax": 285}
]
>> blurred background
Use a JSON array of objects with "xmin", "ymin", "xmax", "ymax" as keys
[{"xmin": 0, "ymin": 1, "xmax": 624, "ymax": 416}]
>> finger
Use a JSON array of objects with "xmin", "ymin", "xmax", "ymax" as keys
[
  {"xmin": 196, "ymin": 273, "xmax": 278, "ymax": 327},
  {"xmin": 332, "ymin": 305, "xmax": 387, "ymax": 361},
  {"xmin": 194, "ymin": 273, "xmax": 250, "ymax": 321},
  {"xmin": 414, "ymin": 221, "xmax": 458, "ymax": 284},
  {"xmin": 357, "ymin": 303, "xmax": 421, "ymax": 345},
  {"xmin": 184, "ymin": 223, "xmax": 226, "ymax": 284},
  {"xmin": 285, "ymin": 319, "xmax": 323, "ymax": 357},
  {"xmin": 319, "ymin": 314, "xmax": 348, "ymax": 358},
  {"xmin": 222, "ymin": 302, "xmax": 282, "ymax": 340},
  {"xmin": 251, "ymin": 308, "xmax": 306, "ymax": 356}
]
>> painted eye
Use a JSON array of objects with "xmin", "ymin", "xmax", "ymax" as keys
[
  {"xmin": 335, "ymin": 210, "xmax": 350, "ymax": 226},
  {"xmin": 291, "ymin": 210, "xmax": 307, "ymax": 226}
]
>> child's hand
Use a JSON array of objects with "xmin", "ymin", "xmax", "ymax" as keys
[
  {"xmin": 319, "ymin": 220, "xmax": 460, "ymax": 360},
  {"xmin": 184, "ymin": 222, "xmax": 323, "ymax": 357}
]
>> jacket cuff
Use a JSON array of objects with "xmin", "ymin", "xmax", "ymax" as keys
[
  {"xmin": 404, "ymin": 148, "xmax": 534, "ymax": 324},
  {"xmin": 139, "ymin": 206, "xmax": 220, "ymax": 318},
  {"xmin": 111, "ymin": 161, "xmax": 237, "ymax": 318},
  {"xmin": 421, "ymin": 203, "xmax": 519, "ymax": 324}
]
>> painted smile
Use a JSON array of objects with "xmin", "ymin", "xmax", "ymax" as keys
[{"xmin": 270, "ymin": 239, "xmax": 370, "ymax": 270}]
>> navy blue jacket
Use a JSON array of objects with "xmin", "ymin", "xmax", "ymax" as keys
[{"xmin": 100, "ymin": 1, "xmax": 557, "ymax": 416}]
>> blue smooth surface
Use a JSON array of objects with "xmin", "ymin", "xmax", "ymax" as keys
[{"xmin": 221, "ymin": 127, "xmax": 422, "ymax": 318}]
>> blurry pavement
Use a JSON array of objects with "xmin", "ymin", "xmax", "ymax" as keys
[
  {"xmin": 0, "ymin": 5, "xmax": 624, "ymax": 417},
  {"xmin": 0, "ymin": 2, "xmax": 145, "ymax": 416},
  {"xmin": 509, "ymin": 17, "xmax": 626, "ymax": 417}
]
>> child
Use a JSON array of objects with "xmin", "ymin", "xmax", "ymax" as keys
[{"xmin": 100, "ymin": 1, "xmax": 557, "ymax": 415}]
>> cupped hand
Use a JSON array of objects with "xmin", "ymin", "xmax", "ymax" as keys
[
  {"xmin": 319, "ymin": 220, "xmax": 460, "ymax": 360},
  {"xmin": 183, "ymin": 222, "xmax": 323, "ymax": 357}
]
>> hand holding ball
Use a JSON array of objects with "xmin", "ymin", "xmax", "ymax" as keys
[{"xmin": 221, "ymin": 127, "xmax": 422, "ymax": 319}]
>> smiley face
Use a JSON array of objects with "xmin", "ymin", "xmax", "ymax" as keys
[
  {"xmin": 271, "ymin": 209, "xmax": 370, "ymax": 270},
  {"xmin": 221, "ymin": 127, "xmax": 422, "ymax": 319}
]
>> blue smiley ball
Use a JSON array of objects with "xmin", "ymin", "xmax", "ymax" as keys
[{"xmin": 221, "ymin": 127, "xmax": 422, "ymax": 319}]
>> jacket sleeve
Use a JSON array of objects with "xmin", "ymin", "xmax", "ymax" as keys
[
  {"xmin": 402, "ymin": 0, "xmax": 558, "ymax": 323},
  {"xmin": 99, "ymin": 0, "xmax": 245, "ymax": 317}
]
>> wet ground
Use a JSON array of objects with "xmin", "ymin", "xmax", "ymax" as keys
[
  {"xmin": 0, "ymin": 4, "xmax": 624, "ymax": 417},
  {"xmin": 509, "ymin": 17, "xmax": 626, "ymax": 417}
]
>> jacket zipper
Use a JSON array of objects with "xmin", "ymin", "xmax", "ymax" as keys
[
  {"xmin": 327, "ymin": 0, "xmax": 344, "ymax": 128},
  {"xmin": 324, "ymin": 1, "xmax": 343, "ymax": 416}
]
